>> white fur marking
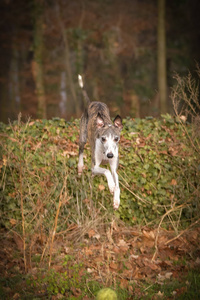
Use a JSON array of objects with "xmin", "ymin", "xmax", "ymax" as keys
[
  {"xmin": 94, "ymin": 135, "xmax": 120, "ymax": 208},
  {"xmin": 78, "ymin": 74, "xmax": 83, "ymax": 88},
  {"xmin": 78, "ymin": 152, "xmax": 84, "ymax": 174},
  {"xmin": 113, "ymin": 187, "xmax": 120, "ymax": 209},
  {"xmin": 104, "ymin": 134, "xmax": 118, "ymax": 158}
]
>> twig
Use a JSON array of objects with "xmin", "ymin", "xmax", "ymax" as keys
[
  {"xmin": 152, "ymin": 204, "xmax": 186, "ymax": 261},
  {"xmin": 119, "ymin": 180, "xmax": 151, "ymax": 205},
  {"xmin": 165, "ymin": 218, "xmax": 200, "ymax": 245},
  {"xmin": 85, "ymin": 279, "xmax": 95, "ymax": 298},
  {"xmin": 48, "ymin": 175, "xmax": 67, "ymax": 269}
]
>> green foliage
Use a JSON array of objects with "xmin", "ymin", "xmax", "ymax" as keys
[
  {"xmin": 43, "ymin": 261, "xmax": 82, "ymax": 296},
  {"xmin": 24, "ymin": 268, "xmax": 200, "ymax": 299},
  {"xmin": 26, "ymin": 254, "xmax": 84, "ymax": 298},
  {"xmin": 26, "ymin": 262, "xmax": 131, "ymax": 299},
  {"xmin": 0, "ymin": 274, "xmax": 24, "ymax": 300},
  {"xmin": 26, "ymin": 255, "xmax": 107, "ymax": 299},
  {"xmin": 116, "ymin": 114, "xmax": 200, "ymax": 226},
  {"xmin": 0, "ymin": 114, "xmax": 199, "ymax": 236},
  {"xmin": 138, "ymin": 269, "xmax": 200, "ymax": 300}
]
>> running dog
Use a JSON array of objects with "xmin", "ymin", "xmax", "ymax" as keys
[{"xmin": 77, "ymin": 75, "xmax": 123, "ymax": 209}]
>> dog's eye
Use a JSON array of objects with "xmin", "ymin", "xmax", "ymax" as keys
[
  {"xmin": 101, "ymin": 137, "xmax": 106, "ymax": 142},
  {"xmin": 114, "ymin": 137, "xmax": 119, "ymax": 142}
]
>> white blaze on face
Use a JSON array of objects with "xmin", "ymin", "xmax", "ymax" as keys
[
  {"xmin": 104, "ymin": 134, "xmax": 118, "ymax": 158},
  {"xmin": 95, "ymin": 133, "xmax": 119, "ymax": 164}
]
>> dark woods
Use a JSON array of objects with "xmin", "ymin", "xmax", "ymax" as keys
[{"xmin": 0, "ymin": 0, "xmax": 200, "ymax": 123}]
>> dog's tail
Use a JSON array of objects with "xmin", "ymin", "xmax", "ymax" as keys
[{"xmin": 78, "ymin": 74, "xmax": 90, "ymax": 107}]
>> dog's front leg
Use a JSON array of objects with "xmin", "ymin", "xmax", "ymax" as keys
[
  {"xmin": 110, "ymin": 161, "xmax": 120, "ymax": 209},
  {"xmin": 112, "ymin": 176, "xmax": 120, "ymax": 209},
  {"xmin": 92, "ymin": 165, "xmax": 115, "ymax": 194}
]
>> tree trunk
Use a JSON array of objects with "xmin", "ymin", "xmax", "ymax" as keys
[
  {"xmin": 9, "ymin": 44, "xmax": 21, "ymax": 119},
  {"xmin": 157, "ymin": 0, "xmax": 167, "ymax": 114},
  {"xmin": 56, "ymin": 3, "xmax": 80, "ymax": 116},
  {"xmin": 32, "ymin": 1, "xmax": 46, "ymax": 119}
]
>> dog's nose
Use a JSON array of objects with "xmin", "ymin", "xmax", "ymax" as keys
[{"xmin": 107, "ymin": 152, "xmax": 113, "ymax": 159}]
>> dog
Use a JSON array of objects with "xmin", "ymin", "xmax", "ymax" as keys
[{"xmin": 78, "ymin": 75, "xmax": 123, "ymax": 209}]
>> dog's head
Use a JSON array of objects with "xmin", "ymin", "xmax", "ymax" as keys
[{"xmin": 96, "ymin": 113, "xmax": 123, "ymax": 159}]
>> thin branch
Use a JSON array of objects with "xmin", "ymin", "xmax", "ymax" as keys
[
  {"xmin": 48, "ymin": 175, "xmax": 68, "ymax": 269},
  {"xmin": 119, "ymin": 179, "xmax": 152, "ymax": 205},
  {"xmin": 152, "ymin": 204, "xmax": 187, "ymax": 261},
  {"xmin": 165, "ymin": 218, "xmax": 200, "ymax": 245}
]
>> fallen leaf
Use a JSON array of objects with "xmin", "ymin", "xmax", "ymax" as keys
[
  {"xmin": 62, "ymin": 150, "xmax": 77, "ymax": 157},
  {"xmin": 83, "ymin": 198, "xmax": 90, "ymax": 204},
  {"xmin": 124, "ymin": 262, "xmax": 132, "ymax": 270},
  {"xmin": 13, "ymin": 232, "xmax": 24, "ymax": 252},
  {"xmin": 159, "ymin": 150, "xmax": 168, "ymax": 155},
  {"xmin": 98, "ymin": 184, "xmax": 105, "ymax": 191},
  {"xmin": 156, "ymin": 291, "xmax": 164, "ymax": 297},
  {"xmin": 118, "ymin": 239, "xmax": 129, "ymax": 247},
  {"xmin": 88, "ymin": 229, "xmax": 96, "ymax": 238},
  {"xmin": 87, "ymin": 268, "xmax": 95, "ymax": 273},
  {"xmin": 165, "ymin": 272, "xmax": 173, "ymax": 279},
  {"xmin": 169, "ymin": 147, "xmax": 179, "ymax": 156},
  {"xmin": 175, "ymin": 286, "xmax": 187, "ymax": 296},
  {"xmin": 93, "ymin": 233, "xmax": 101, "ymax": 240},
  {"xmin": 157, "ymin": 271, "xmax": 172, "ymax": 282},
  {"xmin": 94, "ymin": 256, "xmax": 102, "ymax": 263},
  {"xmin": 130, "ymin": 254, "xmax": 139, "ymax": 260},
  {"xmin": 195, "ymin": 257, "xmax": 200, "ymax": 266},
  {"xmin": 110, "ymin": 262, "xmax": 118, "ymax": 270},
  {"xmin": 9, "ymin": 218, "xmax": 17, "ymax": 226},
  {"xmin": 170, "ymin": 179, "xmax": 177, "ymax": 186},
  {"xmin": 28, "ymin": 121, "xmax": 35, "ymax": 126},
  {"xmin": 143, "ymin": 230, "xmax": 155, "ymax": 240},
  {"xmin": 143, "ymin": 259, "xmax": 160, "ymax": 271},
  {"xmin": 64, "ymin": 246, "xmax": 70, "ymax": 254},
  {"xmin": 179, "ymin": 115, "xmax": 187, "ymax": 122},
  {"xmin": 84, "ymin": 247, "xmax": 93, "ymax": 256},
  {"xmin": 120, "ymin": 278, "xmax": 129, "ymax": 289},
  {"xmin": 113, "ymin": 246, "xmax": 120, "ymax": 253},
  {"xmin": 13, "ymin": 293, "xmax": 20, "ymax": 299}
]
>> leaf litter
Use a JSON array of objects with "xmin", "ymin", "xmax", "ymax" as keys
[{"xmin": 0, "ymin": 221, "xmax": 199, "ymax": 298}]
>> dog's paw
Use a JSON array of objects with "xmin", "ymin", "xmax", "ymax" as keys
[
  {"xmin": 113, "ymin": 187, "xmax": 120, "ymax": 210},
  {"xmin": 78, "ymin": 165, "xmax": 84, "ymax": 176}
]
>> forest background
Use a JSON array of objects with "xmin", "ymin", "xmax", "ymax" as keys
[
  {"xmin": 0, "ymin": 1, "xmax": 200, "ymax": 298},
  {"xmin": 0, "ymin": 0, "xmax": 200, "ymax": 123}
]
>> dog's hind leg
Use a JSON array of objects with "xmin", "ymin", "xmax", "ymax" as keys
[{"xmin": 78, "ymin": 113, "xmax": 88, "ymax": 175}]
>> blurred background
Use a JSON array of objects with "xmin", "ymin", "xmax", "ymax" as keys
[{"xmin": 0, "ymin": 0, "xmax": 200, "ymax": 123}]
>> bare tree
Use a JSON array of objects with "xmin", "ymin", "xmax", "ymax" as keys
[
  {"xmin": 32, "ymin": 0, "xmax": 46, "ymax": 119},
  {"xmin": 56, "ymin": 2, "xmax": 80, "ymax": 116},
  {"xmin": 157, "ymin": 0, "xmax": 167, "ymax": 114}
]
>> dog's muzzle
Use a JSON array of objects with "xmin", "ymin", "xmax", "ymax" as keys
[{"xmin": 107, "ymin": 152, "xmax": 114, "ymax": 159}]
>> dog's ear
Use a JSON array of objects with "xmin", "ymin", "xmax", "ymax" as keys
[
  {"xmin": 113, "ymin": 115, "xmax": 123, "ymax": 130},
  {"xmin": 96, "ymin": 113, "xmax": 105, "ymax": 128}
]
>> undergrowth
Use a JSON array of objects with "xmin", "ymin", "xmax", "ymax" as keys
[
  {"xmin": 0, "ymin": 70, "xmax": 200, "ymax": 299},
  {"xmin": 0, "ymin": 113, "xmax": 199, "ymax": 233},
  {"xmin": 0, "ymin": 112, "xmax": 199, "ymax": 271}
]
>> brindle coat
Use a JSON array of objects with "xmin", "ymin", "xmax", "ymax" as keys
[{"xmin": 78, "ymin": 76, "xmax": 123, "ymax": 209}]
